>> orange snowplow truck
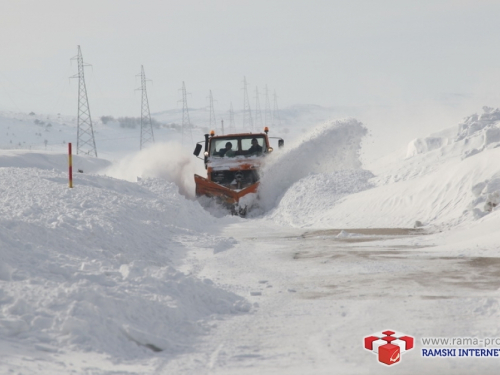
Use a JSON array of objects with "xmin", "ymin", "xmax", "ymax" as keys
[{"xmin": 193, "ymin": 127, "xmax": 284, "ymax": 214}]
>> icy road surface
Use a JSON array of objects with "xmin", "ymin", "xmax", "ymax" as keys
[{"xmin": 161, "ymin": 221, "xmax": 500, "ymax": 375}]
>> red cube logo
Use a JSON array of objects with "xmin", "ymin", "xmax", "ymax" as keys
[
  {"xmin": 364, "ymin": 336, "xmax": 379, "ymax": 350},
  {"xmin": 400, "ymin": 336, "xmax": 414, "ymax": 350},
  {"xmin": 378, "ymin": 344, "xmax": 400, "ymax": 365},
  {"xmin": 363, "ymin": 330, "xmax": 413, "ymax": 366}
]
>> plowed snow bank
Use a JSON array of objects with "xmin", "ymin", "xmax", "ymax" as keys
[{"xmin": 0, "ymin": 163, "xmax": 247, "ymax": 359}]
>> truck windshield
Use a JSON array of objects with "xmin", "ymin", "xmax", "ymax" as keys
[{"xmin": 210, "ymin": 136, "xmax": 266, "ymax": 157}]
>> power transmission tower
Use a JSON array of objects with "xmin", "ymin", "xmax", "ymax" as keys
[
  {"xmin": 71, "ymin": 45, "xmax": 98, "ymax": 157},
  {"xmin": 137, "ymin": 65, "xmax": 154, "ymax": 150},
  {"xmin": 264, "ymin": 85, "xmax": 272, "ymax": 128},
  {"xmin": 228, "ymin": 102, "xmax": 235, "ymax": 133},
  {"xmin": 179, "ymin": 81, "xmax": 192, "ymax": 143},
  {"xmin": 207, "ymin": 90, "xmax": 217, "ymax": 131},
  {"xmin": 254, "ymin": 87, "xmax": 263, "ymax": 130},
  {"xmin": 273, "ymin": 90, "xmax": 282, "ymax": 127},
  {"xmin": 242, "ymin": 77, "xmax": 253, "ymax": 131}
]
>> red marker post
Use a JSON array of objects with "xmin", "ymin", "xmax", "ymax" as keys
[{"xmin": 68, "ymin": 143, "xmax": 73, "ymax": 188}]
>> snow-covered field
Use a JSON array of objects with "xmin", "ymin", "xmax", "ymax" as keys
[{"xmin": 1, "ymin": 106, "xmax": 500, "ymax": 374}]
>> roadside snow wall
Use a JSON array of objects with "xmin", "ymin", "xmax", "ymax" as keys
[{"xmin": 0, "ymin": 162, "xmax": 247, "ymax": 359}]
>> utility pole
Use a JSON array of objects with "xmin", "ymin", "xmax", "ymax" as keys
[
  {"xmin": 242, "ymin": 77, "xmax": 253, "ymax": 131},
  {"xmin": 228, "ymin": 102, "xmax": 235, "ymax": 133},
  {"xmin": 71, "ymin": 45, "xmax": 98, "ymax": 157},
  {"xmin": 221, "ymin": 119, "xmax": 225, "ymax": 135},
  {"xmin": 273, "ymin": 90, "xmax": 282, "ymax": 127},
  {"xmin": 137, "ymin": 65, "xmax": 154, "ymax": 150},
  {"xmin": 254, "ymin": 87, "xmax": 263, "ymax": 130},
  {"xmin": 264, "ymin": 85, "xmax": 272, "ymax": 128},
  {"xmin": 179, "ymin": 81, "xmax": 192, "ymax": 143},
  {"xmin": 208, "ymin": 90, "xmax": 216, "ymax": 131}
]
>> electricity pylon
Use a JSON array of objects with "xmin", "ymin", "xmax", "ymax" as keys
[
  {"xmin": 273, "ymin": 90, "xmax": 282, "ymax": 127},
  {"xmin": 254, "ymin": 87, "xmax": 263, "ymax": 130},
  {"xmin": 71, "ymin": 45, "xmax": 98, "ymax": 157},
  {"xmin": 264, "ymin": 85, "xmax": 272, "ymax": 128},
  {"xmin": 179, "ymin": 81, "xmax": 192, "ymax": 143},
  {"xmin": 242, "ymin": 77, "xmax": 253, "ymax": 131},
  {"xmin": 228, "ymin": 102, "xmax": 235, "ymax": 133},
  {"xmin": 208, "ymin": 90, "xmax": 217, "ymax": 131},
  {"xmin": 137, "ymin": 65, "xmax": 154, "ymax": 150}
]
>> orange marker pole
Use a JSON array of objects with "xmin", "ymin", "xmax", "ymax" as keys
[{"xmin": 68, "ymin": 143, "xmax": 73, "ymax": 188}]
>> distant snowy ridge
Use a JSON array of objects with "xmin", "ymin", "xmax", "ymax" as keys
[{"xmin": 0, "ymin": 150, "xmax": 110, "ymax": 173}]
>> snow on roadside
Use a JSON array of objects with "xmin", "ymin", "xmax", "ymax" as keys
[
  {"xmin": 0, "ymin": 158, "xmax": 248, "ymax": 360},
  {"xmin": 302, "ymin": 146, "xmax": 500, "ymax": 229},
  {"xmin": 265, "ymin": 107, "xmax": 500, "ymax": 229},
  {"xmin": 405, "ymin": 106, "xmax": 500, "ymax": 162},
  {"xmin": 267, "ymin": 170, "xmax": 374, "ymax": 227}
]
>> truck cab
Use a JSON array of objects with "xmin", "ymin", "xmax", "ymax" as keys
[{"xmin": 193, "ymin": 128, "xmax": 283, "ymax": 210}]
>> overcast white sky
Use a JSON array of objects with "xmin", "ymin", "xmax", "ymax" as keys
[{"xmin": 2, "ymin": 0, "xmax": 500, "ymax": 130}]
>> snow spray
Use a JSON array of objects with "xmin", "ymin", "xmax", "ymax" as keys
[
  {"xmin": 102, "ymin": 142, "xmax": 205, "ymax": 199},
  {"xmin": 257, "ymin": 118, "xmax": 367, "ymax": 211}
]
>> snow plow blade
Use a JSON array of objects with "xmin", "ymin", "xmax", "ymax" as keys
[{"xmin": 195, "ymin": 174, "xmax": 259, "ymax": 205}]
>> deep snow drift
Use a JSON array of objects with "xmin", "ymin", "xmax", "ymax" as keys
[{"xmin": 0, "ymin": 154, "xmax": 247, "ymax": 365}]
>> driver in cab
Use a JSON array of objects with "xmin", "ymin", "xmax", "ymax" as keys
[
  {"xmin": 248, "ymin": 138, "xmax": 263, "ymax": 154},
  {"xmin": 218, "ymin": 142, "xmax": 236, "ymax": 157}
]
